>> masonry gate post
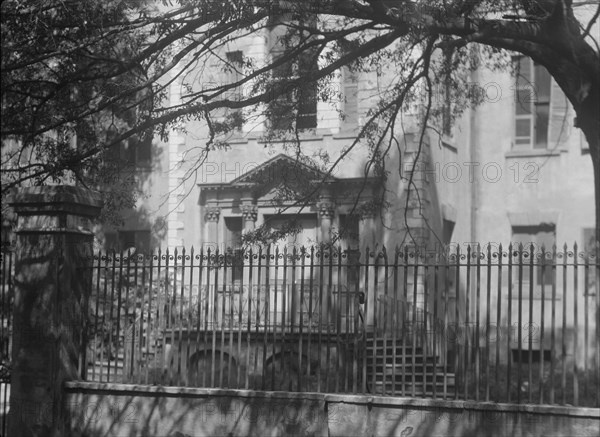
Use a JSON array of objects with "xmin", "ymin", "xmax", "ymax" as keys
[{"xmin": 8, "ymin": 186, "xmax": 102, "ymax": 437}]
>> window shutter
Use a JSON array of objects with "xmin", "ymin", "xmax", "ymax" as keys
[{"xmin": 548, "ymin": 79, "xmax": 570, "ymax": 150}]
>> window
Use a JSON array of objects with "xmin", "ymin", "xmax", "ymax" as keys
[
  {"xmin": 106, "ymin": 133, "xmax": 151, "ymax": 168},
  {"xmin": 127, "ymin": 134, "xmax": 152, "ymax": 166},
  {"xmin": 511, "ymin": 225, "xmax": 555, "ymax": 288},
  {"xmin": 513, "ymin": 56, "xmax": 551, "ymax": 149},
  {"xmin": 341, "ymin": 67, "xmax": 358, "ymax": 129},
  {"xmin": 267, "ymin": 18, "xmax": 318, "ymax": 131},
  {"xmin": 222, "ymin": 51, "xmax": 244, "ymax": 131},
  {"xmin": 105, "ymin": 230, "xmax": 151, "ymax": 253}
]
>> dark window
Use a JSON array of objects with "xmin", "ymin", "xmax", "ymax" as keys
[
  {"xmin": 512, "ymin": 348, "xmax": 552, "ymax": 364},
  {"xmin": 512, "ymin": 225, "xmax": 556, "ymax": 287},
  {"xmin": 267, "ymin": 19, "xmax": 318, "ymax": 131},
  {"xmin": 105, "ymin": 230, "xmax": 151, "ymax": 253}
]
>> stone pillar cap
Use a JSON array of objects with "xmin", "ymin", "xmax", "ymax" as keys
[{"xmin": 8, "ymin": 185, "xmax": 103, "ymax": 217}]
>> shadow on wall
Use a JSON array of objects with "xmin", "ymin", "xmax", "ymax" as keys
[{"xmin": 64, "ymin": 386, "xmax": 600, "ymax": 437}]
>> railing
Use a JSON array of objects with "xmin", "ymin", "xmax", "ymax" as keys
[{"xmin": 82, "ymin": 244, "xmax": 599, "ymax": 407}]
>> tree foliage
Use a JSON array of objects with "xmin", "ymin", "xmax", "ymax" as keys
[{"xmin": 2, "ymin": 0, "xmax": 599, "ymax": 236}]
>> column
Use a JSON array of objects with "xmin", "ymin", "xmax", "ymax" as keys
[
  {"xmin": 317, "ymin": 199, "xmax": 335, "ymax": 244},
  {"xmin": 359, "ymin": 204, "xmax": 377, "ymax": 329},
  {"xmin": 240, "ymin": 202, "xmax": 257, "ymax": 320},
  {"xmin": 241, "ymin": 203, "xmax": 257, "ymax": 233},
  {"xmin": 8, "ymin": 186, "xmax": 102, "ymax": 437},
  {"xmin": 204, "ymin": 206, "xmax": 220, "ymax": 252},
  {"xmin": 317, "ymin": 198, "xmax": 336, "ymax": 329}
]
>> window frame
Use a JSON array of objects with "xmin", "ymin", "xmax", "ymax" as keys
[{"xmin": 513, "ymin": 56, "xmax": 552, "ymax": 150}]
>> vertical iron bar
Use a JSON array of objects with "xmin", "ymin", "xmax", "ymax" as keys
[
  {"xmin": 219, "ymin": 249, "xmax": 227, "ymax": 388},
  {"xmin": 178, "ymin": 248, "xmax": 186, "ymax": 385},
  {"xmin": 495, "ymin": 244, "xmax": 503, "ymax": 403},
  {"xmin": 528, "ymin": 244, "xmax": 534, "ymax": 403},
  {"xmin": 392, "ymin": 248, "xmax": 399, "ymax": 397},
  {"xmin": 454, "ymin": 245, "xmax": 460, "ymax": 401},
  {"xmin": 507, "ymin": 244, "xmax": 513, "ymax": 403},
  {"xmin": 291, "ymin": 247, "xmax": 298, "ymax": 390},
  {"xmin": 382, "ymin": 248, "xmax": 389, "ymax": 396},
  {"xmin": 583, "ymin": 248, "xmax": 589, "ymax": 404},
  {"xmin": 272, "ymin": 246, "xmax": 279, "ymax": 390},
  {"xmin": 442, "ymin": 247, "xmax": 449, "ymax": 401},
  {"xmin": 282, "ymin": 246, "xmax": 289, "ymax": 390},
  {"xmin": 261, "ymin": 247, "xmax": 270, "ymax": 390},
  {"xmin": 91, "ymin": 251, "xmax": 102, "ymax": 382},
  {"xmin": 464, "ymin": 245, "xmax": 471, "ymax": 400},
  {"xmin": 433, "ymin": 251, "xmax": 439, "ymax": 400},
  {"xmin": 336, "ymin": 246, "xmax": 342, "ymax": 393},
  {"xmin": 573, "ymin": 243, "xmax": 579, "ymax": 406},
  {"xmin": 561, "ymin": 244, "xmax": 567, "ymax": 405},
  {"xmin": 308, "ymin": 247, "xmax": 315, "ymax": 391},
  {"xmin": 485, "ymin": 244, "xmax": 491, "ymax": 402},
  {"xmin": 203, "ymin": 248, "xmax": 211, "ymax": 388},
  {"xmin": 372, "ymin": 249, "xmax": 380, "ymax": 395},
  {"xmin": 362, "ymin": 247, "xmax": 369, "ymax": 394},
  {"xmin": 146, "ymin": 250, "xmax": 154, "ymax": 385},
  {"xmin": 165, "ymin": 249, "xmax": 174, "ymax": 385},
  {"xmin": 475, "ymin": 244, "xmax": 481, "ymax": 401},
  {"xmin": 246, "ymin": 249, "xmax": 253, "ymax": 389},
  {"xmin": 539, "ymin": 246, "xmax": 546, "ymax": 404},
  {"xmin": 422, "ymin": 251, "xmax": 429, "ymax": 398},
  {"xmin": 236, "ymin": 248, "xmax": 243, "ymax": 389},
  {"xmin": 108, "ymin": 249, "xmax": 118, "ymax": 382},
  {"xmin": 211, "ymin": 248, "xmax": 219, "ymax": 387},
  {"xmin": 137, "ymin": 253, "xmax": 146, "ymax": 382},
  {"xmin": 326, "ymin": 246, "xmax": 334, "ymax": 393},
  {"xmin": 299, "ymin": 247, "xmax": 307, "ymax": 392},
  {"xmin": 228, "ymin": 251, "xmax": 235, "ymax": 389},
  {"xmin": 187, "ymin": 248, "xmax": 194, "ymax": 386},
  {"xmin": 516, "ymin": 244, "xmax": 524, "ymax": 404},
  {"xmin": 550, "ymin": 245, "xmax": 557, "ymax": 404},
  {"xmin": 412, "ymin": 251, "xmax": 418, "ymax": 398},
  {"xmin": 402, "ymin": 246, "xmax": 409, "ymax": 398},
  {"xmin": 255, "ymin": 247, "xmax": 263, "ymax": 390},
  {"xmin": 156, "ymin": 249, "xmax": 164, "ymax": 385},
  {"xmin": 124, "ymin": 251, "xmax": 132, "ymax": 381}
]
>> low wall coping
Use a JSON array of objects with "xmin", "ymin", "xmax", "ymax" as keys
[{"xmin": 64, "ymin": 381, "xmax": 600, "ymax": 419}]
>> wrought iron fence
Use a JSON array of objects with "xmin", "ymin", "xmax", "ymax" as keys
[{"xmin": 81, "ymin": 244, "xmax": 599, "ymax": 407}]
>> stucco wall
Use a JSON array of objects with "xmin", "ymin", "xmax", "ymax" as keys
[{"xmin": 64, "ymin": 382, "xmax": 599, "ymax": 437}]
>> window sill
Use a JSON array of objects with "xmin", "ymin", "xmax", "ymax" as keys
[{"xmin": 505, "ymin": 149, "xmax": 562, "ymax": 158}]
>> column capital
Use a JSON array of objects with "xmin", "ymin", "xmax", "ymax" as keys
[
  {"xmin": 205, "ymin": 206, "xmax": 221, "ymax": 222},
  {"xmin": 241, "ymin": 204, "xmax": 258, "ymax": 222},
  {"xmin": 317, "ymin": 201, "xmax": 336, "ymax": 218}
]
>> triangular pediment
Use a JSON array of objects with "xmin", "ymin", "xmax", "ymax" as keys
[{"xmin": 230, "ymin": 154, "xmax": 336, "ymax": 186}]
